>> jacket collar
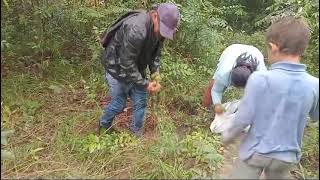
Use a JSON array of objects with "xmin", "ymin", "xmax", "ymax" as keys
[{"xmin": 270, "ymin": 62, "xmax": 306, "ymax": 72}]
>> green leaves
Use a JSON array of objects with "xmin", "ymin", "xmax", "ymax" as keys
[
  {"xmin": 164, "ymin": 129, "xmax": 224, "ymax": 179},
  {"xmin": 174, "ymin": 0, "xmax": 229, "ymax": 64},
  {"xmin": 49, "ymin": 84, "xmax": 64, "ymax": 94},
  {"xmin": 180, "ymin": 130, "xmax": 224, "ymax": 174},
  {"xmin": 205, "ymin": 153, "xmax": 224, "ymax": 165},
  {"xmin": 81, "ymin": 73, "xmax": 106, "ymax": 102},
  {"xmin": 255, "ymin": 0, "xmax": 318, "ymax": 77},
  {"xmin": 3, "ymin": 0, "xmax": 9, "ymax": 9},
  {"xmin": 21, "ymin": 100, "xmax": 42, "ymax": 117},
  {"xmin": 74, "ymin": 132, "xmax": 139, "ymax": 155}
]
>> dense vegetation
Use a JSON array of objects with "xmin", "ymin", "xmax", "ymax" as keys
[{"xmin": 1, "ymin": 0, "xmax": 319, "ymax": 179}]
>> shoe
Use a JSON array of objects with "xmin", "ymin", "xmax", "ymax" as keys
[
  {"xmin": 134, "ymin": 130, "xmax": 143, "ymax": 138},
  {"xmin": 129, "ymin": 126, "xmax": 143, "ymax": 138}
]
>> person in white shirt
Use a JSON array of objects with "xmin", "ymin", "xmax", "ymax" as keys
[{"xmin": 202, "ymin": 44, "xmax": 267, "ymax": 114}]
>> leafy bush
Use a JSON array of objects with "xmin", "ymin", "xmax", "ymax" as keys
[
  {"xmin": 180, "ymin": 130, "xmax": 224, "ymax": 177},
  {"xmin": 73, "ymin": 132, "xmax": 139, "ymax": 159},
  {"xmin": 253, "ymin": 0, "xmax": 319, "ymax": 76}
]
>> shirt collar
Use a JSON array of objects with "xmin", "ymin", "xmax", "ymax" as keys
[{"xmin": 270, "ymin": 62, "xmax": 306, "ymax": 72}]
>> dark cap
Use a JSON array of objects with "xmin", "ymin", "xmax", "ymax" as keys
[
  {"xmin": 157, "ymin": 3, "xmax": 180, "ymax": 40},
  {"xmin": 230, "ymin": 52, "xmax": 259, "ymax": 87},
  {"xmin": 230, "ymin": 66, "xmax": 252, "ymax": 88}
]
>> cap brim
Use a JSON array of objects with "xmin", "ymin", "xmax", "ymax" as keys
[{"xmin": 159, "ymin": 21, "xmax": 174, "ymax": 40}]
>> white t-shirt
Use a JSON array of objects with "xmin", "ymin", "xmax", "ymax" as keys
[{"xmin": 211, "ymin": 44, "xmax": 267, "ymax": 104}]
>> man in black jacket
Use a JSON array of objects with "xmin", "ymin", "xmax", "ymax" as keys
[{"xmin": 100, "ymin": 3, "xmax": 180, "ymax": 136}]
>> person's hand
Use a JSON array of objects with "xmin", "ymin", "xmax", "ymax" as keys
[
  {"xmin": 146, "ymin": 81, "xmax": 161, "ymax": 93},
  {"xmin": 153, "ymin": 82, "xmax": 161, "ymax": 93},
  {"xmin": 147, "ymin": 81, "xmax": 157, "ymax": 92},
  {"xmin": 214, "ymin": 104, "xmax": 225, "ymax": 115}
]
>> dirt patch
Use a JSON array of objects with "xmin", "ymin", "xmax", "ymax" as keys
[
  {"xmin": 75, "ymin": 119, "xmax": 100, "ymax": 137},
  {"xmin": 184, "ymin": 158, "xmax": 197, "ymax": 169},
  {"xmin": 67, "ymin": 93, "xmax": 158, "ymax": 137},
  {"xmin": 217, "ymin": 133, "xmax": 246, "ymax": 178},
  {"xmin": 42, "ymin": 89, "xmax": 96, "ymax": 116},
  {"xmin": 176, "ymin": 124, "xmax": 192, "ymax": 138},
  {"xmin": 169, "ymin": 96, "xmax": 198, "ymax": 116}
]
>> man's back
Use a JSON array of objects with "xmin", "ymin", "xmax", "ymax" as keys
[
  {"xmin": 215, "ymin": 44, "xmax": 265, "ymax": 74},
  {"xmin": 238, "ymin": 62, "xmax": 319, "ymax": 163},
  {"xmin": 213, "ymin": 44, "xmax": 266, "ymax": 87},
  {"xmin": 102, "ymin": 11, "xmax": 162, "ymax": 86},
  {"xmin": 210, "ymin": 44, "xmax": 266, "ymax": 105}
]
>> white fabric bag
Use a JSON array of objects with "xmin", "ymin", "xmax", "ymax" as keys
[{"xmin": 210, "ymin": 100, "xmax": 250, "ymax": 134}]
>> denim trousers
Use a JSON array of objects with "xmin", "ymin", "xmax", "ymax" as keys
[{"xmin": 100, "ymin": 73, "xmax": 148, "ymax": 134}]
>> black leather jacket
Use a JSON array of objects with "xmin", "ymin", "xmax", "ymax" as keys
[{"xmin": 101, "ymin": 10, "xmax": 163, "ymax": 87}]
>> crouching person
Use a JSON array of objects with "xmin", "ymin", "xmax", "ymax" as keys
[{"xmin": 202, "ymin": 44, "xmax": 266, "ymax": 115}]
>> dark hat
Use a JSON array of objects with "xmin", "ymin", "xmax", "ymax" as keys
[
  {"xmin": 231, "ymin": 52, "xmax": 259, "ymax": 87},
  {"xmin": 157, "ymin": 3, "xmax": 180, "ymax": 40},
  {"xmin": 231, "ymin": 66, "xmax": 252, "ymax": 88}
]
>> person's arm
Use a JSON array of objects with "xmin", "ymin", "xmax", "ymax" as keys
[
  {"xmin": 211, "ymin": 77, "xmax": 227, "ymax": 108},
  {"xmin": 222, "ymin": 73, "xmax": 266, "ymax": 144},
  {"xmin": 210, "ymin": 46, "xmax": 233, "ymax": 112},
  {"xmin": 148, "ymin": 42, "xmax": 164, "ymax": 94},
  {"xmin": 118, "ymin": 24, "xmax": 149, "ymax": 87},
  {"xmin": 310, "ymin": 82, "xmax": 319, "ymax": 122},
  {"xmin": 310, "ymin": 101, "xmax": 319, "ymax": 122}
]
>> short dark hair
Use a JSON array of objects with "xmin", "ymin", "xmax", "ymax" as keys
[
  {"xmin": 231, "ymin": 66, "xmax": 252, "ymax": 88},
  {"xmin": 230, "ymin": 52, "xmax": 259, "ymax": 88},
  {"xmin": 266, "ymin": 16, "xmax": 311, "ymax": 56}
]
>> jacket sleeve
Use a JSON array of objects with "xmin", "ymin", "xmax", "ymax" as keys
[
  {"xmin": 118, "ymin": 23, "xmax": 149, "ymax": 87},
  {"xmin": 310, "ymin": 80, "xmax": 319, "ymax": 122},
  {"xmin": 149, "ymin": 42, "xmax": 163, "ymax": 74}
]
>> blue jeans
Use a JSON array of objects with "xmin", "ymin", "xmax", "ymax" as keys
[{"xmin": 100, "ymin": 73, "xmax": 148, "ymax": 134}]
